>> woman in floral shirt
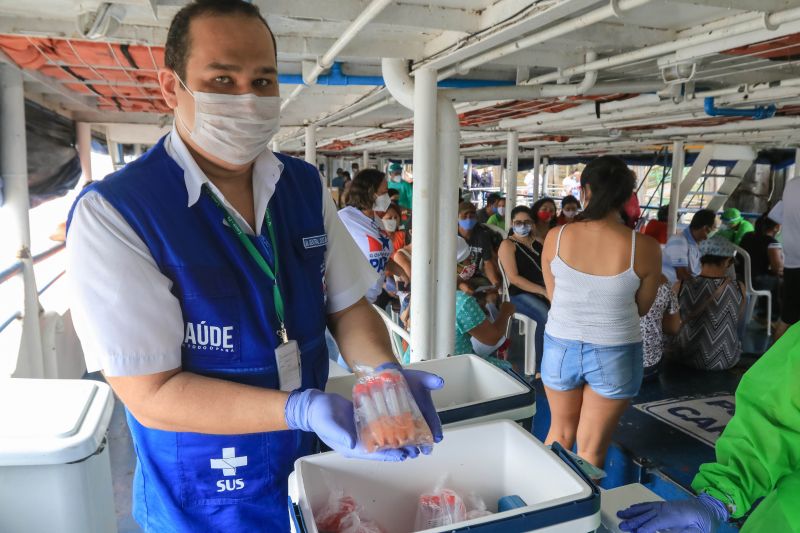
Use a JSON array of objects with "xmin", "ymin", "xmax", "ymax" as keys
[{"xmin": 640, "ymin": 275, "xmax": 681, "ymax": 378}]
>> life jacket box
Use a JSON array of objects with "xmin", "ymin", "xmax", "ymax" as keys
[
  {"xmin": 0, "ymin": 379, "xmax": 117, "ymax": 533},
  {"xmin": 289, "ymin": 420, "xmax": 600, "ymax": 533},
  {"xmin": 325, "ymin": 354, "xmax": 535, "ymax": 428}
]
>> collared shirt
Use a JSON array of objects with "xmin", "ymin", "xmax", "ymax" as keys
[
  {"xmin": 67, "ymin": 129, "xmax": 377, "ymax": 376},
  {"xmin": 662, "ymin": 227, "xmax": 701, "ymax": 284}
]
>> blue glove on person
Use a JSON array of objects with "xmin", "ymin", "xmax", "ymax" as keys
[
  {"xmin": 284, "ymin": 389, "xmax": 408, "ymax": 462},
  {"xmin": 617, "ymin": 493, "xmax": 729, "ymax": 533},
  {"xmin": 375, "ymin": 362, "xmax": 445, "ymax": 455}
]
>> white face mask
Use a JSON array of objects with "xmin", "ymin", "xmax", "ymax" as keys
[
  {"xmin": 373, "ymin": 193, "xmax": 391, "ymax": 213},
  {"xmin": 175, "ymin": 74, "xmax": 281, "ymax": 165},
  {"xmin": 382, "ymin": 218, "xmax": 398, "ymax": 232}
]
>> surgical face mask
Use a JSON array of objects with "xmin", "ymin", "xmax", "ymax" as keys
[
  {"xmin": 373, "ymin": 193, "xmax": 391, "ymax": 212},
  {"xmin": 457, "ymin": 261, "xmax": 477, "ymax": 281},
  {"xmin": 174, "ymin": 74, "xmax": 280, "ymax": 165},
  {"xmin": 497, "ymin": 207, "xmax": 506, "ymax": 217},
  {"xmin": 512, "ymin": 222, "xmax": 532, "ymax": 236},
  {"xmin": 382, "ymin": 218, "xmax": 398, "ymax": 232},
  {"xmin": 537, "ymin": 211, "xmax": 553, "ymax": 223},
  {"xmin": 390, "ymin": 173, "xmax": 402, "ymax": 183},
  {"xmin": 459, "ymin": 218, "xmax": 477, "ymax": 231},
  {"xmin": 563, "ymin": 209, "xmax": 578, "ymax": 219}
]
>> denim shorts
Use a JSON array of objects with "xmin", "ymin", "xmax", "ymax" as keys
[{"xmin": 541, "ymin": 333, "xmax": 644, "ymax": 400}]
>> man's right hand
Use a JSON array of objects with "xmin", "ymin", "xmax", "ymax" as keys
[{"xmin": 284, "ymin": 389, "xmax": 409, "ymax": 461}]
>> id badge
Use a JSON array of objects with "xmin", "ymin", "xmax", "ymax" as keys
[{"xmin": 276, "ymin": 340, "xmax": 302, "ymax": 392}]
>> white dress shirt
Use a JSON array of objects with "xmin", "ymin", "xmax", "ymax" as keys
[{"xmin": 67, "ymin": 129, "xmax": 377, "ymax": 376}]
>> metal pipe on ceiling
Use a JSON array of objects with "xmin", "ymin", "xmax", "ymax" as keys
[
  {"xmin": 279, "ymin": 0, "xmax": 394, "ymax": 112},
  {"xmin": 436, "ymin": 0, "xmax": 654, "ymax": 80},
  {"xmin": 523, "ymin": 6, "xmax": 800, "ymax": 87}
]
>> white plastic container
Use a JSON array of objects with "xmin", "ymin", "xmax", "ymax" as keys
[
  {"xmin": 0, "ymin": 378, "xmax": 117, "ymax": 533},
  {"xmin": 325, "ymin": 354, "xmax": 535, "ymax": 427},
  {"xmin": 290, "ymin": 419, "xmax": 600, "ymax": 533}
]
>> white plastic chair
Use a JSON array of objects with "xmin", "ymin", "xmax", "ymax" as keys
[
  {"xmin": 732, "ymin": 244, "xmax": 772, "ymax": 335},
  {"xmin": 372, "ymin": 304, "xmax": 410, "ymax": 362},
  {"xmin": 498, "ymin": 257, "xmax": 539, "ymax": 376}
]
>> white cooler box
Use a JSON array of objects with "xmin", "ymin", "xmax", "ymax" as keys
[
  {"xmin": 0, "ymin": 378, "xmax": 117, "ymax": 533},
  {"xmin": 325, "ymin": 354, "xmax": 535, "ymax": 427},
  {"xmin": 289, "ymin": 420, "xmax": 600, "ymax": 532}
]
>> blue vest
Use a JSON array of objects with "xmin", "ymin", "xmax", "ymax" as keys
[{"xmin": 68, "ymin": 137, "xmax": 330, "ymax": 532}]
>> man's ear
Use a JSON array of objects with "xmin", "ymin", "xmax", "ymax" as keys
[{"xmin": 158, "ymin": 69, "xmax": 179, "ymax": 110}]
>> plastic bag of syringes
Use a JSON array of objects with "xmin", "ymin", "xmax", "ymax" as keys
[{"xmin": 352, "ymin": 365, "xmax": 434, "ymax": 453}]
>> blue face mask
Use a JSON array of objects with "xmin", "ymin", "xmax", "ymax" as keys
[
  {"xmin": 459, "ymin": 218, "xmax": 477, "ymax": 231},
  {"xmin": 512, "ymin": 222, "xmax": 532, "ymax": 236}
]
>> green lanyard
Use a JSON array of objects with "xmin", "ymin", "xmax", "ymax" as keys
[{"xmin": 205, "ymin": 187, "xmax": 288, "ymax": 344}]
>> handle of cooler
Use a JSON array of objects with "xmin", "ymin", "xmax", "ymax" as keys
[
  {"xmin": 549, "ymin": 442, "xmax": 600, "ymax": 497},
  {"xmin": 289, "ymin": 499, "xmax": 309, "ymax": 533},
  {"xmin": 502, "ymin": 365, "xmax": 533, "ymax": 390}
]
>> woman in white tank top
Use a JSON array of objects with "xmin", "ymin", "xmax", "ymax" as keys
[{"xmin": 540, "ymin": 156, "xmax": 662, "ymax": 470}]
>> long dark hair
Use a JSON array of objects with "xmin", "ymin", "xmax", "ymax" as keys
[
  {"xmin": 531, "ymin": 197, "xmax": 557, "ymax": 229},
  {"xmin": 347, "ymin": 169, "xmax": 385, "ymax": 211},
  {"xmin": 578, "ymin": 156, "xmax": 635, "ymax": 221}
]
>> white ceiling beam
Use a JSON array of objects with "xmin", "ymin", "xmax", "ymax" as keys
[
  {"xmin": 667, "ymin": 0, "xmax": 794, "ymax": 11},
  {"xmin": 419, "ymin": 0, "xmax": 604, "ymax": 72},
  {"xmin": 256, "ymin": 0, "xmax": 481, "ymax": 33},
  {"xmin": 72, "ymin": 109, "xmax": 171, "ymax": 124},
  {"xmin": 275, "ymin": 35, "xmax": 426, "ymax": 61}
]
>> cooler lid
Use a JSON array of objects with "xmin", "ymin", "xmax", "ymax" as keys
[{"xmin": 0, "ymin": 378, "xmax": 114, "ymax": 465}]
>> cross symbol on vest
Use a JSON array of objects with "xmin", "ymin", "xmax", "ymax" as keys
[{"xmin": 210, "ymin": 447, "xmax": 248, "ymax": 477}]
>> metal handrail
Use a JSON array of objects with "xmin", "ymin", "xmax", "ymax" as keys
[{"xmin": 0, "ymin": 242, "xmax": 67, "ymax": 335}]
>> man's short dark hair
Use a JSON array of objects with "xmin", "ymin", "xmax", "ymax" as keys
[
  {"xmin": 486, "ymin": 193, "xmax": 501, "ymax": 206},
  {"xmin": 690, "ymin": 209, "xmax": 716, "ymax": 230},
  {"xmin": 165, "ymin": 0, "xmax": 277, "ymax": 79}
]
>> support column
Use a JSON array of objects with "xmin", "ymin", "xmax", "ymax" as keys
[
  {"xmin": 410, "ymin": 68, "xmax": 438, "ymax": 361},
  {"xmin": 794, "ymin": 147, "xmax": 800, "ymax": 179},
  {"xmin": 304, "ymin": 125, "xmax": 317, "ymax": 167},
  {"xmin": 506, "ymin": 131, "xmax": 519, "ymax": 229},
  {"xmin": 433, "ymin": 97, "xmax": 459, "ymax": 358},
  {"xmin": 1, "ymin": 64, "xmax": 43, "ymax": 377},
  {"xmin": 532, "ymin": 148, "xmax": 542, "ymax": 202},
  {"xmin": 467, "ymin": 158, "xmax": 473, "ymax": 189},
  {"xmin": 542, "ymin": 157, "xmax": 550, "ymax": 197},
  {"xmin": 362, "ymin": 150, "xmax": 369, "ymax": 170},
  {"xmin": 76, "ymin": 122, "xmax": 93, "ymax": 186},
  {"xmin": 668, "ymin": 141, "xmax": 685, "ymax": 237}
]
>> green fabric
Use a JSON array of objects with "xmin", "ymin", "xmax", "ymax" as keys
[
  {"xmin": 486, "ymin": 213, "xmax": 505, "ymax": 230},
  {"xmin": 691, "ymin": 323, "xmax": 800, "ymax": 529},
  {"xmin": 717, "ymin": 219, "xmax": 754, "ymax": 245},
  {"xmin": 388, "ymin": 180, "xmax": 413, "ymax": 210},
  {"xmin": 722, "ymin": 207, "xmax": 742, "ymax": 224},
  {"xmin": 455, "ymin": 290, "xmax": 486, "ymax": 355}
]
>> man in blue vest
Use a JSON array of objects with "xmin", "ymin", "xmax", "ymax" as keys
[{"xmin": 65, "ymin": 1, "xmax": 443, "ymax": 531}]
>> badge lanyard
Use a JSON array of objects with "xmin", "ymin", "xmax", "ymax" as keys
[{"xmin": 204, "ymin": 186, "xmax": 289, "ymax": 344}]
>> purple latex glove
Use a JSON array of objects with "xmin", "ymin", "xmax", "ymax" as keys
[
  {"xmin": 617, "ymin": 493, "xmax": 729, "ymax": 533},
  {"xmin": 376, "ymin": 362, "xmax": 445, "ymax": 455},
  {"xmin": 285, "ymin": 389, "xmax": 408, "ymax": 462}
]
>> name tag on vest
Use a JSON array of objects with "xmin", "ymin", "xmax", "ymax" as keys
[{"xmin": 302, "ymin": 234, "xmax": 328, "ymax": 249}]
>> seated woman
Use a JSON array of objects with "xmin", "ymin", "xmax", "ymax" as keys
[
  {"xmin": 531, "ymin": 197, "xmax": 558, "ymax": 238},
  {"xmin": 381, "ymin": 203, "xmax": 407, "ymax": 259},
  {"xmin": 498, "ymin": 206, "xmax": 549, "ymax": 364},
  {"xmin": 740, "ymin": 213, "xmax": 783, "ymax": 323},
  {"xmin": 556, "ymin": 195, "xmax": 581, "ymax": 226},
  {"xmin": 640, "ymin": 275, "xmax": 681, "ymax": 378},
  {"xmin": 674, "ymin": 236, "xmax": 746, "ymax": 371},
  {"xmin": 455, "ymin": 237, "xmax": 515, "ymax": 367},
  {"xmin": 642, "ymin": 204, "xmax": 669, "ymax": 245}
]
